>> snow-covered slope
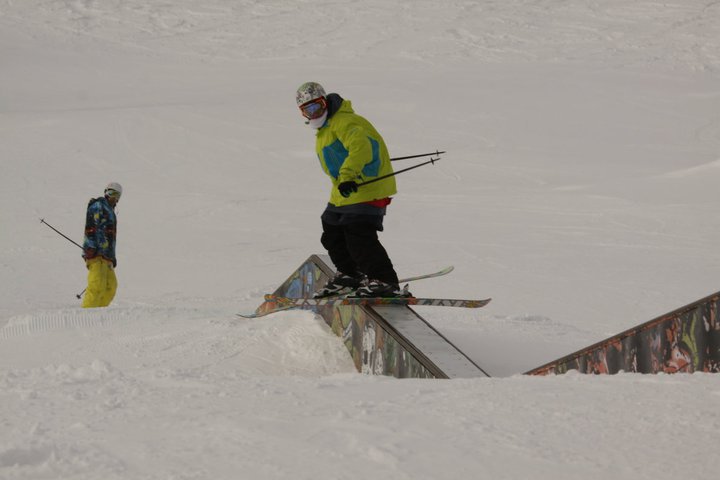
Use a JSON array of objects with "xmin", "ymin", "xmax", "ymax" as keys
[{"xmin": 1, "ymin": 1, "xmax": 719, "ymax": 478}]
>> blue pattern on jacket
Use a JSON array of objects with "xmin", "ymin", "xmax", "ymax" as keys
[
  {"xmin": 320, "ymin": 137, "xmax": 381, "ymax": 179},
  {"xmin": 83, "ymin": 197, "xmax": 117, "ymax": 264},
  {"xmin": 321, "ymin": 139, "xmax": 349, "ymax": 179},
  {"xmin": 363, "ymin": 137, "xmax": 381, "ymax": 177}
]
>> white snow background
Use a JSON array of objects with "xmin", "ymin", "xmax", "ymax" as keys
[{"xmin": 1, "ymin": 0, "xmax": 720, "ymax": 478}]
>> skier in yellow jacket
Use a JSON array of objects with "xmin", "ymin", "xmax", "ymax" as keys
[{"xmin": 296, "ymin": 82, "xmax": 409, "ymax": 298}]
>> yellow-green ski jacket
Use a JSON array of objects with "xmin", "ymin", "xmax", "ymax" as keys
[{"xmin": 315, "ymin": 96, "xmax": 396, "ymax": 207}]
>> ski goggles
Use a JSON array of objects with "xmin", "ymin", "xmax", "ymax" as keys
[
  {"xmin": 104, "ymin": 188, "xmax": 122, "ymax": 200},
  {"xmin": 299, "ymin": 98, "xmax": 327, "ymax": 120}
]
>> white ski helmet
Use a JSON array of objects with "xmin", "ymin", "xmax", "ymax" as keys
[
  {"xmin": 104, "ymin": 182, "xmax": 122, "ymax": 199},
  {"xmin": 296, "ymin": 82, "xmax": 326, "ymax": 107}
]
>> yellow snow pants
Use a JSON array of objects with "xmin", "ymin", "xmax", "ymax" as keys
[{"xmin": 82, "ymin": 257, "xmax": 117, "ymax": 308}]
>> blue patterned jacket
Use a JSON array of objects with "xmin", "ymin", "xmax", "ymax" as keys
[{"xmin": 82, "ymin": 197, "xmax": 117, "ymax": 265}]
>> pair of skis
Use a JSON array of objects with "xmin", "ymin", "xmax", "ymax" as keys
[{"xmin": 237, "ymin": 266, "xmax": 491, "ymax": 318}]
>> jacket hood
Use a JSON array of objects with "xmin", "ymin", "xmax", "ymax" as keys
[{"xmin": 326, "ymin": 93, "xmax": 349, "ymax": 119}]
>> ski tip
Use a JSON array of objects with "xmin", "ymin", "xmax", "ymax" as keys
[{"xmin": 237, "ymin": 303, "xmax": 299, "ymax": 319}]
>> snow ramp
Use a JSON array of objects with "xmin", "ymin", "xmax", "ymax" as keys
[
  {"xmin": 528, "ymin": 291, "xmax": 720, "ymax": 375},
  {"xmin": 252, "ymin": 255, "xmax": 489, "ymax": 379}
]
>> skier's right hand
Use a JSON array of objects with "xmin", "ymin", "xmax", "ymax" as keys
[
  {"xmin": 83, "ymin": 248, "xmax": 96, "ymax": 260},
  {"xmin": 338, "ymin": 181, "xmax": 359, "ymax": 198}
]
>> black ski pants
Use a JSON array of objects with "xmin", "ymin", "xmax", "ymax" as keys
[{"xmin": 320, "ymin": 210, "xmax": 399, "ymax": 285}]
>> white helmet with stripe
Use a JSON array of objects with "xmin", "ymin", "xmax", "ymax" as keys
[
  {"xmin": 296, "ymin": 82, "xmax": 326, "ymax": 107},
  {"xmin": 104, "ymin": 182, "xmax": 122, "ymax": 199}
]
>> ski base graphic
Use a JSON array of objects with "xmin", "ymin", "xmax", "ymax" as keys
[{"xmin": 238, "ymin": 294, "xmax": 491, "ymax": 318}]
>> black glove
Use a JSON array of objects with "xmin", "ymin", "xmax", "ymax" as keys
[
  {"xmin": 83, "ymin": 248, "xmax": 96, "ymax": 260},
  {"xmin": 338, "ymin": 181, "xmax": 359, "ymax": 198}
]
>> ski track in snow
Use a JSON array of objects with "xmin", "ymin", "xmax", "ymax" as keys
[
  {"xmin": 0, "ymin": 306, "xmax": 354, "ymax": 376},
  {"xmin": 1, "ymin": 0, "xmax": 718, "ymax": 69}
]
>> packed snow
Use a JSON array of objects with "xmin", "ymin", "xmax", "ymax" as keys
[{"xmin": 1, "ymin": 0, "xmax": 719, "ymax": 478}]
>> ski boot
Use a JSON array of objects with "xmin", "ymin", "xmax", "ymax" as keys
[
  {"xmin": 313, "ymin": 271, "xmax": 364, "ymax": 298},
  {"xmin": 351, "ymin": 279, "xmax": 412, "ymax": 298}
]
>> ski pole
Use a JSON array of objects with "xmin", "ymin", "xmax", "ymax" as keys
[
  {"xmin": 41, "ymin": 219, "xmax": 88, "ymax": 301},
  {"xmin": 40, "ymin": 218, "xmax": 83, "ymax": 249},
  {"xmin": 358, "ymin": 155, "xmax": 442, "ymax": 187},
  {"xmin": 390, "ymin": 150, "xmax": 445, "ymax": 162}
]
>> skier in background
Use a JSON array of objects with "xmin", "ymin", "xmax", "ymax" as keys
[
  {"xmin": 295, "ymin": 81, "xmax": 410, "ymax": 298},
  {"xmin": 82, "ymin": 182, "xmax": 122, "ymax": 308}
]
